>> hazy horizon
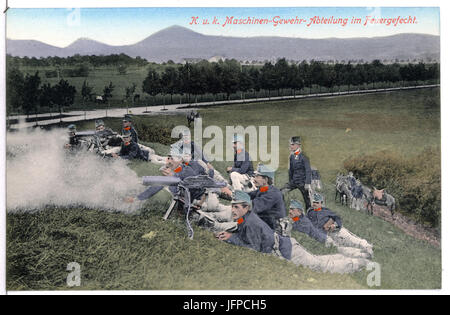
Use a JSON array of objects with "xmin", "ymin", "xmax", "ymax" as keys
[{"xmin": 6, "ymin": 24, "xmax": 441, "ymax": 49}]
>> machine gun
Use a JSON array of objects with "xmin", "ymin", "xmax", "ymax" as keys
[
  {"xmin": 75, "ymin": 130, "xmax": 121, "ymax": 156},
  {"xmin": 142, "ymin": 175, "xmax": 227, "ymax": 239}
]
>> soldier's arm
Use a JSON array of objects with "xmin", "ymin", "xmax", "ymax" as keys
[{"xmin": 137, "ymin": 186, "xmax": 165, "ymax": 200}]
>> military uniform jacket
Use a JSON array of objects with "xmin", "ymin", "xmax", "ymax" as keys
[
  {"xmin": 306, "ymin": 207, "xmax": 343, "ymax": 231},
  {"xmin": 185, "ymin": 161, "xmax": 206, "ymax": 176},
  {"xmin": 292, "ymin": 214, "xmax": 327, "ymax": 243},
  {"xmin": 69, "ymin": 136, "xmax": 81, "ymax": 148},
  {"xmin": 288, "ymin": 150, "xmax": 312, "ymax": 186},
  {"xmin": 249, "ymin": 186, "xmax": 286, "ymax": 230},
  {"xmin": 119, "ymin": 141, "xmax": 149, "ymax": 161},
  {"xmin": 227, "ymin": 211, "xmax": 292, "ymax": 260},
  {"xmin": 231, "ymin": 150, "xmax": 254, "ymax": 176},
  {"xmin": 124, "ymin": 126, "xmax": 139, "ymax": 144}
]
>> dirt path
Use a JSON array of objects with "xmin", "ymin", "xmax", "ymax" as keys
[{"xmin": 372, "ymin": 205, "xmax": 440, "ymax": 248}]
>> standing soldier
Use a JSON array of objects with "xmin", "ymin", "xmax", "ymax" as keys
[
  {"xmin": 307, "ymin": 193, "xmax": 374, "ymax": 257},
  {"xmin": 122, "ymin": 114, "xmax": 139, "ymax": 144},
  {"xmin": 215, "ymin": 191, "xmax": 370, "ymax": 274},
  {"xmin": 227, "ymin": 134, "xmax": 255, "ymax": 192},
  {"xmin": 282, "ymin": 136, "xmax": 312, "ymax": 210}
]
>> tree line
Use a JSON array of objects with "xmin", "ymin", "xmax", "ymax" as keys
[
  {"xmin": 6, "ymin": 53, "xmax": 148, "ymax": 68},
  {"xmin": 142, "ymin": 59, "xmax": 440, "ymax": 103},
  {"xmin": 6, "ymin": 57, "xmax": 440, "ymax": 119}
]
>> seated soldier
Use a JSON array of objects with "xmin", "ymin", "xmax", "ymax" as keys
[
  {"xmin": 175, "ymin": 130, "xmax": 227, "ymax": 184},
  {"xmin": 288, "ymin": 200, "xmax": 372, "ymax": 259},
  {"xmin": 64, "ymin": 124, "xmax": 81, "ymax": 150},
  {"xmin": 226, "ymin": 134, "xmax": 255, "ymax": 192},
  {"xmin": 248, "ymin": 164, "xmax": 286, "ymax": 230},
  {"xmin": 215, "ymin": 191, "xmax": 371, "ymax": 274},
  {"xmin": 112, "ymin": 130, "xmax": 149, "ymax": 161},
  {"xmin": 306, "ymin": 193, "xmax": 373, "ymax": 257},
  {"xmin": 122, "ymin": 114, "xmax": 139, "ymax": 144},
  {"xmin": 181, "ymin": 152, "xmax": 208, "ymax": 176},
  {"xmin": 126, "ymin": 148, "xmax": 199, "ymax": 202}
]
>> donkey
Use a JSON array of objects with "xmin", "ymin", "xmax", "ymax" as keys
[{"xmin": 335, "ymin": 174, "xmax": 352, "ymax": 206}]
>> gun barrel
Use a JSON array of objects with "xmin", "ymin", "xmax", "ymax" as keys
[
  {"xmin": 75, "ymin": 131, "xmax": 97, "ymax": 137},
  {"xmin": 142, "ymin": 176, "xmax": 181, "ymax": 186}
]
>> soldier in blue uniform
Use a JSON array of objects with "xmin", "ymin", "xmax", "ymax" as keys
[
  {"xmin": 112, "ymin": 129, "xmax": 149, "ymax": 161},
  {"xmin": 307, "ymin": 193, "xmax": 374, "ymax": 257},
  {"xmin": 288, "ymin": 199, "xmax": 371, "ymax": 258},
  {"xmin": 175, "ymin": 130, "xmax": 227, "ymax": 184},
  {"xmin": 288, "ymin": 199, "xmax": 328, "ymax": 244},
  {"xmin": 215, "ymin": 191, "xmax": 370, "ymax": 274},
  {"xmin": 227, "ymin": 134, "xmax": 255, "ymax": 191},
  {"xmin": 126, "ymin": 148, "xmax": 199, "ymax": 202},
  {"xmin": 248, "ymin": 164, "xmax": 286, "ymax": 230},
  {"xmin": 122, "ymin": 114, "xmax": 139, "ymax": 144},
  {"xmin": 281, "ymin": 136, "xmax": 312, "ymax": 210},
  {"xmin": 64, "ymin": 124, "xmax": 81, "ymax": 150}
]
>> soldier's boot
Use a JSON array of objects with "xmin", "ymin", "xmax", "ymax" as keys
[
  {"xmin": 289, "ymin": 238, "xmax": 368, "ymax": 274},
  {"xmin": 325, "ymin": 236, "xmax": 337, "ymax": 248},
  {"xmin": 331, "ymin": 228, "xmax": 374, "ymax": 258},
  {"xmin": 337, "ymin": 247, "xmax": 372, "ymax": 259}
]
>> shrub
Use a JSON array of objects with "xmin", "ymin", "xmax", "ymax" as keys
[{"xmin": 343, "ymin": 147, "xmax": 441, "ymax": 227}]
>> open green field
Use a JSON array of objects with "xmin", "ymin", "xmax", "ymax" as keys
[{"xmin": 6, "ymin": 88, "xmax": 441, "ymax": 290}]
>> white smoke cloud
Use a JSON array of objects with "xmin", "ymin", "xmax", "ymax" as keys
[{"xmin": 6, "ymin": 127, "xmax": 143, "ymax": 213}]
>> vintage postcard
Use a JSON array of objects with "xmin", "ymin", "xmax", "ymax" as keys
[{"xmin": 2, "ymin": 0, "xmax": 444, "ymax": 297}]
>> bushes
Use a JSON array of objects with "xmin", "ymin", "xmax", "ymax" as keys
[
  {"xmin": 343, "ymin": 147, "xmax": 441, "ymax": 227},
  {"xmin": 132, "ymin": 118, "xmax": 176, "ymax": 145}
]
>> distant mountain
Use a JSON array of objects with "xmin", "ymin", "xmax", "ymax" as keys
[{"xmin": 6, "ymin": 25, "xmax": 440, "ymax": 62}]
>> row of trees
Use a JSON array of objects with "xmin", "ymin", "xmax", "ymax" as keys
[
  {"xmin": 142, "ymin": 59, "xmax": 440, "ymax": 103},
  {"xmin": 6, "ymin": 65, "xmax": 135, "ymax": 120},
  {"xmin": 6, "ymin": 58, "xmax": 440, "ymax": 118},
  {"xmin": 7, "ymin": 68, "xmax": 77, "ymax": 122},
  {"xmin": 6, "ymin": 53, "xmax": 148, "ymax": 68}
]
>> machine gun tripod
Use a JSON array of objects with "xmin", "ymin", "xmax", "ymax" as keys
[{"xmin": 142, "ymin": 175, "xmax": 227, "ymax": 239}]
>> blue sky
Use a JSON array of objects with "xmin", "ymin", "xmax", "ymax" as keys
[{"xmin": 6, "ymin": 7, "xmax": 440, "ymax": 47}]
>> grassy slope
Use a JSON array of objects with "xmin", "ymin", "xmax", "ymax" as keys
[{"xmin": 6, "ymin": 88, "xmax": 441, "ymax": 290}]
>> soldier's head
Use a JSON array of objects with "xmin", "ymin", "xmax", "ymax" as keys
[
  {"xmin": 122, "ymin": 129, "xmax": 132, "ymax": 146},
  {"xmin": 167, "ymin": 147, "xmax": 183, "ymax": 169},
  {"xmin": 95, "ymin": 119, "xmax": 105, "ymax": 131},
  {"xmin": 254, "ymin": 164, "xmax": 275, "ymax": 187},
  {"xmin": 231, "ymin": 190, "xmax": 252, "ymax": 220},
  {"xmin": 289, "ymin": 200, "xmax": 304, "ymax": 218},
  {"xmin": 123, "ymin": 115, "xmax": 133, "ymax": 128},
  {"xmin": 232, "ymin": 134, "xmax": 244, "ymax": 151},
  {"xmin": 179, "ymin": 129, "xmax": 191, "ymax": 145},
  {"xmin": 67, "ymin": 124, "xmax": 76, "ymax": 137},
  {"xmin": 312, "ymin": 193, "xmax": 324, "ymax": 209},
  {"xmin": 289, "ymin": 136, "xmax": 301, "ymax": 151},
  {"xmin": 182, "ymin": 152, "xmax": 192, "ymax": 164}
]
